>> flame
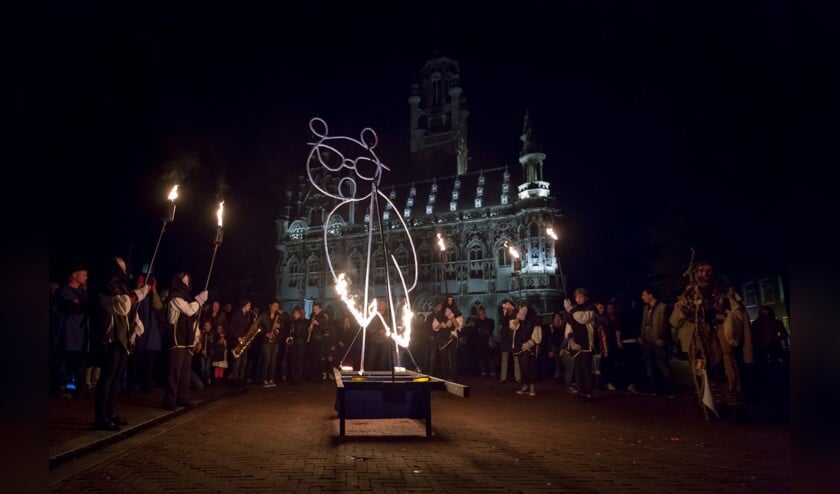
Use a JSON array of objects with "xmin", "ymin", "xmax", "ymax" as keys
[
  {"xmin": 336, "ymin": 273, "xmax": 377, "ymax": 329},
  {"xmin": 390, "ymin": 304, "xmax": 413, "ymax": 348},
  {"xmin": 546, "ymin": 227, "xmax": 558, "ymax": 241},
  {"xmin": 436, "ymin": 233, "xmax": 446, "ymax": 252},
  {"xmin": 168, "ymin": 185, "xmax": 179, "ymax": 201},
  {"xmin": 336, "ymin": 273, "xmax": 413, "ymax": 349},
  {"xmin": 216, "ymin": 201, "xmax": 225, "ymax": 227}
]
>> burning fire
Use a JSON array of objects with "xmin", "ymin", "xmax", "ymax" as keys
[{"xmin": 216, "ymin": 201, "xmax": 225, "ymax": 227}]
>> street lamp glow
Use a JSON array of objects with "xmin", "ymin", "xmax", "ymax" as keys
[
  {"xmin": 546, "ymin": 227, "xmax": 558, "ymax": 241},
  {"xmin": 436, "ymin": 233, "xmax": 446, "ymax": 251}
]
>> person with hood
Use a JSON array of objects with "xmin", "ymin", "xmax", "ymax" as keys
[
  {"xmin": 93, "ymin": 257, "xmax": 149, "ymax": 431},
  {"xmin": 162, "ymin": 272, "xmax": 208, "ymax": 410}
]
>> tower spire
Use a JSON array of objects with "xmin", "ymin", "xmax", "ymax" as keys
[{"xmin": 517, "ymin": 110, "xmax": 549, "ymax": 198}]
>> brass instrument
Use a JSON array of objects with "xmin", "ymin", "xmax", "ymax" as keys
[
  {"xmin": 306, "ymin": 312, "xmax": 328, "ymax": 343},
  {"xmin": 265, "ymin": 314, "xmax": 280, "ymax": 344},
  {"xmin": 306, "ymin": 318, "xmax": 315, "ymax": 343},
  {"xmin": 232, "ymin": 313, "xmax": 261, "ymax": 359}
]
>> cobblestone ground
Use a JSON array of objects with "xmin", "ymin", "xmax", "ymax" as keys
[{"xmin": 49, "ymin": 379, "xmax": 790, "ymax": 493}]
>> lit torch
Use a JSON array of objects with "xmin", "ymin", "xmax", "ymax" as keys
[
  {"xmin": 437, "ymin": 233, "xmax": 449, "ymax": 295},
  {"xmin": 505, "ymin": 240, "xmax": 521, "ymax": 271},
  {"xmin": 505, "ymin": 240, "xmax": 523, "ymax": 301},
  {"xmin": 146, "ymin": 184, "xmax": 179, "ymax": 278},
  {"xmin": 545, "ymin": 226, "xmax": 567, "ymax": 295},
  {"xmin": 203, "ymin": 200, "xmax": 225, "ymax": 291}
]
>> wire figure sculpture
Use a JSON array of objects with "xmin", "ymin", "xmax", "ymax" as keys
[{"xmin": 305, "ymin": 117, "xmax": 420, "ymax": 376}]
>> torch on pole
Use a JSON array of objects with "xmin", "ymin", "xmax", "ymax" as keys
[
  {"xmin": 146, "ymin": 185, "xmax": 179, "ymax": 278},
  {"xmin": 203, "ymin": 201, "xmax": 225, "ymax": 292},
  {"xmin": 436, "ymin": 233, "xmax": 448, "ymax": 297},
  {"xmin": 505, "ymin": 240, "xmax": 523, "ymax": 303},
  {"xmin": 546, "ymin": 226, "xmax": 567, "ymax": 296}
]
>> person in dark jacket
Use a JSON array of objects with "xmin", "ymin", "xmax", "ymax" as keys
[
  {"xmin": 564, "ymin": 288, "xmax": 597, "ymax": 399},
  {"xmin": 162, "ymin": 272, "xmax": 207, "ymax": 410},
  {"xmin": 93, "ymin": 257, "xmax": 149, "ymax": 430}
]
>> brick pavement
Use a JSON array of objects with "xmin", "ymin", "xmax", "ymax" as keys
[{"xmin": 49, "ymin": 375, "xmax": 790, "ymax": 493}]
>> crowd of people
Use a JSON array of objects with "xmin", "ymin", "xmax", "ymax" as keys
[{"xmin": 50, "ymin": 256, "xmax": 790, "ymax": 430}]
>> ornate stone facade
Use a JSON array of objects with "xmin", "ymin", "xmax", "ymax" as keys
[{"xmin": 274, "ymin": 58, "xmax": 564, "ymax": 318}]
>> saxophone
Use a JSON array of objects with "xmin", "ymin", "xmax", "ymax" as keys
[
  {"xmin": 307, "ymin": 312, "xmax": 328, "ymax": 343},
  {"xmin": 232, "ymin": 312, "xmax": 261, "ymax": 359},
  {"xmin": 265, "ymin": 314, "xmax": 280, "ymax": 344}
]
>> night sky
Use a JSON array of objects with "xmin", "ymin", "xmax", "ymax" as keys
[{"xmin": 45, "ymin": 2, "xmax": 791, "ymax": 305}]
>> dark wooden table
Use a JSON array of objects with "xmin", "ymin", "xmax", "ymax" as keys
[{"xmin": 333, "ymin": 369, "xmax": 470, "ymax": 437}]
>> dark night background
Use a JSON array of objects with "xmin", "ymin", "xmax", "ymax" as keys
[{"xmin": 44, "ymin": 1, "xmax": 791, "ymax": 305}]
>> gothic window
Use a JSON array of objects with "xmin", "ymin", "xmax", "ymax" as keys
[
  {"xmin": 407, "ymin": 197, "xmax": 414, "ymax": 207},
  {"xmin": 350, "ymin": 251, "xmax": 363, "ymax": 279},
  {"xmin": 395, "ymin": 247, "xmax": 409, "ymax": 268},
  {"xmin": 469, "ymin": 243, "xmax": 484, "ymax": 278},
  {"xmin": 476, "ymin": 186, "xmax": 484, "ymax": 197},
  {"xmin": 307, "ymin": 256, "xmax": 320, "ymax": 287},
  {"xmin": 364, "ymin": 213, "xmax": 370, "ymax": 224},
  {"xmin": 389, "ymin": 189, "xmax": 397, "ymax": 200},
  {"xmin": 454, "ymin": 179, "xmax": 461, "ymax": 190},
  {"xmin": 501, "ymin": 194, "xmax": 509, "ymax": 205},
  {"xmin": 288, "ymin": 259, "xmax": 300, "ymax": 288},
  {"xmin": 327, "ymin": 216, "xmax": 344, "ymax": 236},
  {"xmin": 289, "ymin": 221, "xmax": 306, "ymax": 241},
  {"xmin": 410, "ymin": 186, "xmax": 417, "ymax": 197},
  {"xmin": 431, "ymin": 183, "xmax": 438, "ymax": 193},
  {"xmin": 478, "ymin": 175, "xmax": 486, "ymax": 186},
  {"xmin": 404, "ymin": 208, "xmax": 411, "ymax": 219},
  {"xmin": 498, "ymin": 246, "xmax": 511, "ymax": 267},
  {"xmin": 432, "ymin": 72, "xmax": 442, "ymax": 108},
  {"xmin": 475, "ymin": 198, "xmax": 483, "ymax": 208},
  {"xmin": 452, "ymin": 190, "xmax": 459, "ymax": 200},
  {"xmin": 374, "ymin": 250, "xmax": 385, "ymax": 283},
  {"xmin": 529, "ymin": 222, "xmax": 540, "ymax": 238},
  {"xmin": 419, "ymin": 243, "xmax": 431, "ymax": 265},
  {"xmin": 502, "ymin": 183, "xmax": 510, "ymax": 193},
  {"xmin": 426, "ymin": 205, "xmax": 433, "ymax": 215},
  {"xmin": 428, "ymin": 194, "xmax": 436, "ymax": 204},
  {"xmin": 383, "ymin": 210, "xmax": 390, "ymax": 221},
  {"xmin": 450, "ymin": 201, "xmax": 457, "ymax": 212},
  {"xmin": 445, "ymin": 261, "xmax": 457, "ymax": 281}
]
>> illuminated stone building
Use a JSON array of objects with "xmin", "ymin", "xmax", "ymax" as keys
[{"xmin": 274, "ymin": 57, "xmax": 565, "ymax": 317}]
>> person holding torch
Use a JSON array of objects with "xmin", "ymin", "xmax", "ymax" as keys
[
  {"xmin": 162, "ymin": 272, "xmax": 208, "ymax": 410},
  {"xmin": 93, "ymin": 257, "xmax": 150, "ymax": 431}
]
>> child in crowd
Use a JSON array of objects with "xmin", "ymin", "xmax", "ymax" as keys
[{"xmin": 212, "ymin": 324, "xmax": 228, "ymax": 380}]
